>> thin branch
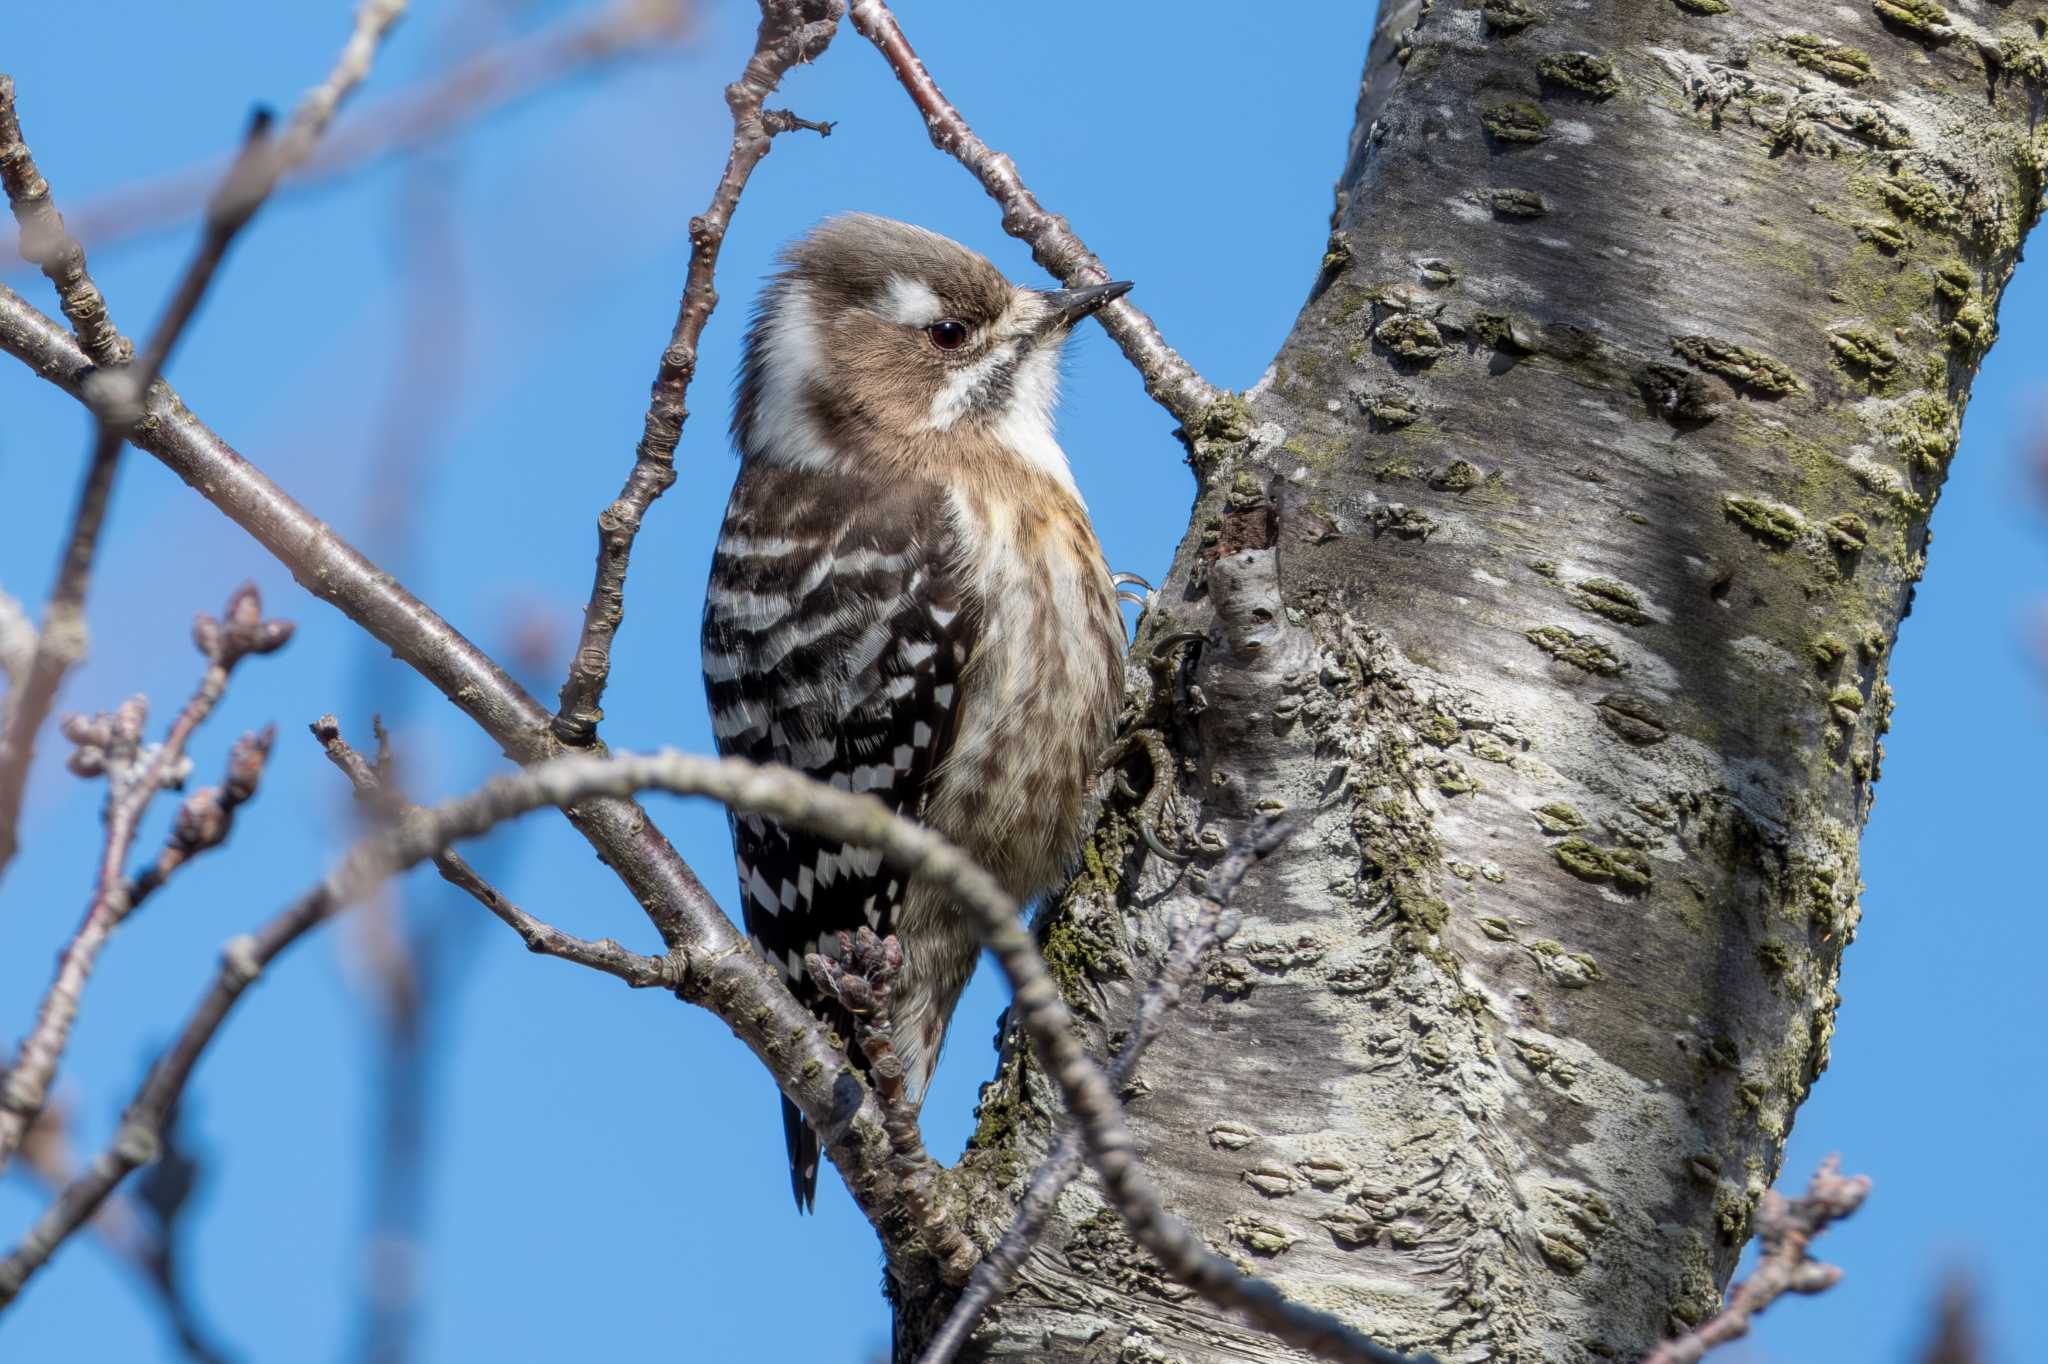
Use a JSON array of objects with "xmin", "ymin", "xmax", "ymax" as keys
[
  {"xmin": 3, "ymin": 0, "xmax": 692, "ymax": 261},
  {"xmin": 310, "ymin": 715, "xmax": 673, "ymax": 990},
  {"xmin": 915, "ymin": 820, "xmax": 1288, "ymax": 1364},
  {"xmin": 0, "ymin": 1, "xmax": 406, "ymax": 882},
  {"xmin": 1640, "ymin": 1156, "xmax": 1871, "ymax": 1364},
  {"xmin": 0, "ymin": 278, "xmax": 772, "ymax": 1102},
  {"xmin": 0, "ymin": 76, "xmax": 128, "ymax": 365},
  {"xmin": 0, "ymin": 586, "xmax": 290, "ymax": 1178},
  {"xmin": 0, "ymin": 0, "xmax": 900, "ymax": 1289},
  {"xmin": 15, "ymin": 1102, "xmax": 237, "ymax": 1364},
  {"xmin": 0, "ymin": 76, "xmax": 134, "ymax": 880},
  {"xmin": 844, "ymin": 0, "xmax": 1218, "ymax": 429},
  {"xmin": 550, "ymin": 0, "xmax": 842, "ymax": 746},
  {"xmin": 809, "ymin": 928, "xmax": 976, "ymax": 1286},
  {"xmin": 0, "ymin": 750, "xmax": 944, "ymax": 1308}
]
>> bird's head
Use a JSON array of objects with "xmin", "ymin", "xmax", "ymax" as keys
[{"xmin": 734, "ymin": 214, "xmax": 1130, "ymax": 474}]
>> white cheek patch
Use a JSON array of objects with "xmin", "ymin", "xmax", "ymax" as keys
[{"xmin": 879, "ymin": 274, "xmax": 945, "ymax": 327}]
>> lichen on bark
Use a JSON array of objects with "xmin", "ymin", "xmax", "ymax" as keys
[{"xmin": 903, "ymin": 1, "xmax": 2042, "ymax": 1358}]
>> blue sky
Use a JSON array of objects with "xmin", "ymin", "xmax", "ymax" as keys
[{"xmin": 0, "ymin": 3, "xmax": 2040, "ymax": 1361}]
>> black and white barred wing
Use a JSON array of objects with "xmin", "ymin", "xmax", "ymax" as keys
[{"xmin": 700, "ymin": 473, "xmax": 974, "ymax": 1019}]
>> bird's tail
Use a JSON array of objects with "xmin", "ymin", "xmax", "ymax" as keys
[{"xmin": 783, "ymin": 1095, "xmax": 820, "ymax": 1213}]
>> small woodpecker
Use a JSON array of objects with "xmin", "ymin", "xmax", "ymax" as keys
[{"xmin": 701, "ymin": 214, "xmax": 1129, "ymax": 1211}]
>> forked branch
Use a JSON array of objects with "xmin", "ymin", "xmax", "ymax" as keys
[
  {"xmin": 0, "ymin": 585, "xmax": 290, "ymax": 1177},
  {"xmin": 310, "ymin": 715, "xmax": 675, "ymax": 990}
]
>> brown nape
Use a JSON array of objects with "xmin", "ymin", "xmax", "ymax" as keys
[{"xmin": 782, "ymin": 212, "xmax": 1013, "ymax": 325}]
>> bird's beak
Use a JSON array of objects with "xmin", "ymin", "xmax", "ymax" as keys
[{"xmin": 1034, "ymin": 280, "xmax": 1134, "ymax": 335}]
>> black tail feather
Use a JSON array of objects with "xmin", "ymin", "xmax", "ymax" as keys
[{"xmin": 783, "ymin": 1096, "xmax": 820, "ymax": 1213}]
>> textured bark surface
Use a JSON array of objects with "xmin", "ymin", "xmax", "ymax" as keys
[{"xmin": 905, "ymin": 2, "xmax": 2045, "ymax": 1360}]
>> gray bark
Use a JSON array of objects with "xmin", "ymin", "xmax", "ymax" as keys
[{"xmin": 903, "ymin": 2, "xmax": 2044, "ymax": 1360}]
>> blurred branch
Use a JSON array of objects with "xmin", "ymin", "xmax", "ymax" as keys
[
  {"xmin": 16, "ymin": 1102, "xmax": 237, "ymax": 1364},
  {"xmin": 1641, "ymin": 1156, "xmax": 1872, "ymax": 1364},
  {"xmin": 311, "ymin": 716, "xmax": 673, "ymax": 989},
  {"xmin": 1920, "ymin": 1274, "xmax": 1984, "ymax": 1364},
  {"xmin": 0, "ymin": 74, "xmax": 133, "ymax": 881},
  {"xmin": 0, "ymin": 0, "xmax": 405, "ymax": 882},
  {"xmin": 0, "ymin": 586, "xmax": 290, "ymax": 1178},
  {"xmin": 550, "ymin": 0, "xmax": 841, "ymax": 747},
  {"xmin": 915, "ymin": 820, "xmax": 1286, "ymax": 1364},
  {"xmin": 845, "ymin": 0, "xmax": 1218, "ymax": 429},
  {"xmin": 0, "ymin": 0, "xmax": 694, "ymax": 262}
]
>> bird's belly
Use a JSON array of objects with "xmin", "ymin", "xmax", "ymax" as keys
[{"xmin": 924, "ymin": 557, "xmax": 1122, "ymax": 901}]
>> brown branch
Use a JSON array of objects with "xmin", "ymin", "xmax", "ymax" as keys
[
  {"xmin": 0, "ymin": 750, "xmax": 984, "ymax": 1310},
  {"xmin": 550, "ymin": 0, "xmax": 842, "ymax": 746},
  {"xmin": 844, "ymin": 0, "xmax": 1218, "ymax": 429},
  {"xmin": 1640, "ymin": 1156, "xmax": 1872, "ymax": 1364},
  {"xmin": 0, "ymin": 1, "xmax": 406, "ymax": 882},
  {"xmin": 809, "ymin": 928, "xmax": 976, "ymax": 1287},
  {"xmin": 0, "ymin": 280, "xmax": 799, "ymax": 1153},
  {"xmin": 310, "ymin": 716, "xmax": 674, "ymax": 990},
  {"xmin": 915, "ymin": 820, "xmax": 1288, "ymax": 1364},
  {"xmin": 0, "ymin": 586, "xmax": 290, "ymax": 1178},
  {"xmin": 4, "ymin": 0, "xmax": 693, "ymax": 261},
  {"xmin": 15, "ymin": 1102, "xmax": 236, "ymax": 1364},
  {"xmin": 0, "ymin": 75, "xmax": 134, "ymax": 881},
  {"xmin": 0, "ymin": 76, "xmax": 127, "ymax": 365}
]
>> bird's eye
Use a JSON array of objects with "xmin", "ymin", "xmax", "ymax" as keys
[{"xmin": 926, "ymin": 319, "xmax": 969, "ymax": 351}]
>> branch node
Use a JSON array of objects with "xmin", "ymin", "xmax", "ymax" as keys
[{"xmin": 219, "ymin": 935, "xmax": 264, "ymax": 987}]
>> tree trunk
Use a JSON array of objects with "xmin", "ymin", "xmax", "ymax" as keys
[{"xmin": 908, "ymin": 3, "xmax": 2044, "ymax": 1359}]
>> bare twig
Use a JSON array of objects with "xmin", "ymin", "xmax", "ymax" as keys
[
  {"xmin": 550, "ymin": 0, "xmax": 842, "ymax": 747},
  {"xmin": 0, "ymin": 77, "xmax": 133, "ymax": 879},
  {"xmin": 915, "ymin": 820, "xmax": 1286, "ymax": 1364},
  {"xmin": 0, "ymin": 750, "xmax": 945, "ymax": 1308},
  {"xmin": 0, "ymin": 586, "xmax": 290, "ymax": 1177},
  {"xmin": 809, "ymin": 928, "xmax": 976, "ymax": 1286},
  {"xmin": 0, "ymin": 280, "xmax": 786, "ymax": 1146},
  {"xmin": 122, "ymin": 726, "xmax": 277, "ymax": 910},
  {"xmin": 844, "ymin": 0, "xmax": 1218, "ymax": 428},
  {"xmin": 0, "ymin": 1, "xmax": 406, "ymax": 881},
  {"xmin": 4, "ymin": 0, "xmax": 692, "ymax": 261},
  {"xmin": 15, "ymin": 1103, "xmax": 237, "ymax": 1364},
  {"xmin": 0, "ymin": 77, "xmax": 127, "ymax": 365},
  {"xmin": 310, "ymin": 716, "xmax": 673, "ymax": 990},
  {"xmin": 1640, "ymin": 1156, "xmax": 1871, "ymax": 1364}
]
